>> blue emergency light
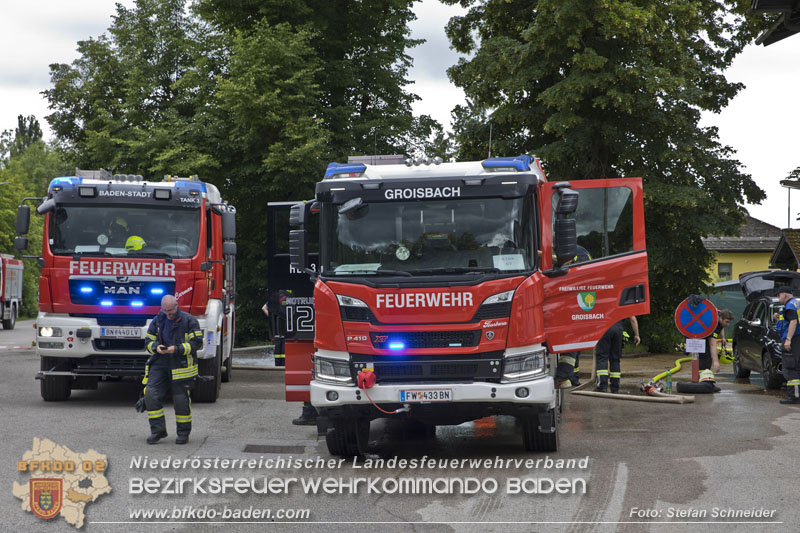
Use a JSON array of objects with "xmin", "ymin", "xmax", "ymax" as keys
[
  {"xmin": 80, "ymin": 286, "xmax": 93, "ymax": 293},
  {"xmin": 131, "ymin": 301, "xmax": 144, "ymax": 307},
  {"xmin": 389, "ymin": 342, "xmax": 405, "ymax": 350},
  {"xmin": 100, "ymin": 300, "xmax": 113, "ymax": 307},
  {"xmin": 481, "ymin": 155, "xmax": 533, "ymax": 171},
  {"xmin": 150, "ymin": 288, "xmax": 164, "ymax": 295}
]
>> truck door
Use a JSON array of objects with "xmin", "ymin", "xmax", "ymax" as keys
[
  {"xmin": 267, "ymin": 202, "xmax": 318, "ymax": 401},
  {"xmin": 540, "ymin": 178, "xmax": 650, "ymax": 353}
]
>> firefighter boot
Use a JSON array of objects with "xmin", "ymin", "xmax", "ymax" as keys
[
  {"xmin": 779, "ymin": 387, "xmax": 800, "ymax": 405},
  {"xmin": 175, "ymin": 434, "xmax": 189, "ymax": 445},
  {"xmin": 595, "ymin": 376, "xmax": 608, "ymax": 393},
  {"xmin": 570, "ymin": 367, "xmax": 581, "ymax": 387},
  {"xmin": 610, "ymin": 378, "xmax": 620, "ymax": 394},
  {"xmin": 292, "ymin": 403, "xmax": 318, "ymax": 425},
  {"xmin": 146, "ymin": 431, "xmax": 167, "ymax": 444}
]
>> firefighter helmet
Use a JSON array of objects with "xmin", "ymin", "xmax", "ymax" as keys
[
  {"xmin": 699, "ymin": 369, "xmax": 716, "ymax": 382},
  {"xmin": 717, "ymin": 345, "xmax": 734, "ymax": 365},
  {"xmin": 125, "ymin": 235, "xmax": 146, "ymax": 251}
]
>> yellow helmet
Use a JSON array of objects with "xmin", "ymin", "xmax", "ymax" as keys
[
  {"xmin": 717, "ymin": 345, "xmax": 734, "ymax": 365},
  {"xmin": 699, "ymin": 369, "xmax": 716, "ymax": 382},
  {"xmin": 125, "ymin": 235, "xmax": 146, "ymax": 251}
]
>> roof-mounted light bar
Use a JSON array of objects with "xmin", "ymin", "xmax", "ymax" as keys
[
  {"xmin": 481, "ymin": 155, "xmax": 534, "ymax": 172},
  {"xmin": 324, "ymin": 162, "xmax": 367, "ymax": 179}
]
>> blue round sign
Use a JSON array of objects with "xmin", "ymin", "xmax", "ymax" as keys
[{"xmin": 674, "ymin": 298, "xmax": 718, "ymax": 339}]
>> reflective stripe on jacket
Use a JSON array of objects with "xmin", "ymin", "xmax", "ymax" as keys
[{"xmin": 144, "ymin": 309, "xmax": 203, "ymax": 383}]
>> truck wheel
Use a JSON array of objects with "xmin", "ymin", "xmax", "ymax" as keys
[
  {"xmin": 732, "ymin": 345, "xmax": 750, "ymax": 378},
  {"xmin": 2, "ymin": 305, "xmax": 16, "ymax": 330},
  {"xmin": 194, "ymin": 348, "xmax": 221, "ymax": 403},
  {"xmin": 221, "ymin": 344, "xmax": 232, "ymax": 383},
  {"xmin": 521, "ymin": 409, "xmax": 559, "ymax": 452},
  {"xmin": 325, "ymin": 418, "xmax": 370, "ymax": 457},
  {"xmin": 40, "ymin": 357, "xmax": 71, "ymax": 401}
]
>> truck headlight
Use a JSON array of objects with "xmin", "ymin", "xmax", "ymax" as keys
[
  {"xmin": 314, "ymin": 357, "xmax": 354, "ymax": 385},
  {"xmin": 503, "ymin": 349, "xmax": 547, "ymax": 381},
  {"xmin": 39, "ymin": 327, "xmax": 63, "ymax": 338},
  {"xmin": 336, "ymin": 294, "xmax": 368, "ymax": 307}
]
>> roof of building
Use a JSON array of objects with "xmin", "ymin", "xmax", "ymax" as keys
[
  {"xmin": 770, "ymin": 229, "xmax": 800, "ymax": 270},
  {"xmin": 701, "ymin": 216, "xmax": 782, "ymax": 252}
]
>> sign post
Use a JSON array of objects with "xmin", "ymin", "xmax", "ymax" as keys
[{"xmin": 674, "ymin": 297, "xmax": 719, "ymax": 382}]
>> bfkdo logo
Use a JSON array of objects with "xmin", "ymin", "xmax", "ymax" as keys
[
  {"xmin": 13, "ymin": 438, "xmax": 111, "ymax": 529},
  {"xmin": 577, "ymin": 291, "xmax": 596, "ymax": 311},
  {"xmin": 30, "ymin": 478, "xmax": 63, "ymax": 519}
]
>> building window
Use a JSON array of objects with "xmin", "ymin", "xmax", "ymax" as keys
[{"xmin": 718, "ymin": 263, "xmax": 732, "ymax": 281}]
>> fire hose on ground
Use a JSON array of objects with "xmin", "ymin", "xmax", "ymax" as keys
[{"xmin": 570, "ymin": 351, "xmax": 695, "ymax": 404}]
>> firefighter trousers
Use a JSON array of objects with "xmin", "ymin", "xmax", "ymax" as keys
[
  {"xmin": 596, "ymin": 322, "xmax": 624, "ymax": 392},
  {"xmin": 145, "ymin": 356, "xmax": 192, "ymax": 436},
  {"xmin": 785, "ymin": 341, "xmax": 800, "ymax": 392}
]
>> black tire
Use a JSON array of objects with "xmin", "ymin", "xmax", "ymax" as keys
[
  {"xmin": 325, "ymin": 418, "xmax": 370, "ymax": 457},
  {"xmin": 2, "ymin": 305, "xmax": 16, "ymax": 330},
  {"xmin": 221, "ymin": 342, "xmax": 232, "ymax": 383},
  {"xmin": 732, "ymin": 345, "xmax": 750, "ymax": 378},
  {"xmin": 40, "ymin": 357, "xmax": 71, "ymax": 401},
  {"xmin": 762, "ymin": 351, "xmax": 784, "ymax": 390},
  {"xmin": 194, "ymin": 348, "xmax": 221, "ymax": 402},
  {"xmin": 521, "ymin": 408, "xmax": 559, "ymax": 452}
]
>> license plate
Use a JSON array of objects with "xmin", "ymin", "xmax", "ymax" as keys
[
  {"xmin": 400, "ymin": 389, "xmax": 452, "ymax": 402},
  {"xmin": 100, "ymin": 327, "xmax": 141, "ymax": 338}
]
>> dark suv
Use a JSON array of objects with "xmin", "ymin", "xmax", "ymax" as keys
[{"xmin": 732, "ymin": 270, "xmax": 800, "ymax": 389}]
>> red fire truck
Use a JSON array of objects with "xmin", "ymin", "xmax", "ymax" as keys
[
  {"xmin": 287, "ymin": 155, "xmax": 649, "ymax": 455},
  {"xmin": 0, "ymin": 253, "xmax": 24, "ymax": 329},
  {"xmin": 15, "ymin": 169, "xmax": 236, "ymax": 402}
]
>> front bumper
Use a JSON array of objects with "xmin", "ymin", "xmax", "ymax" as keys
[
  {"xmin": 34, "ymin": 313, "xmax": 212, "ymax": 375},
  {"xmin": 311, "ymin": 376, "xmax": 555, "ymax": 422}
]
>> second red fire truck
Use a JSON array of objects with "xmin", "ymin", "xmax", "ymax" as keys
[{"xmin": 287, "ymin": 154, "xmax": 650, "ymax": 455}]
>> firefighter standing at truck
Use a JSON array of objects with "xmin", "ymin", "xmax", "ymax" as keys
[
  {"xmin": 776, "ymin": 286, "xmax": 800, "ymax": 405},
  {"xmin": 595, "ymin": 316, "xmax": 640, "ymax": 393},
  {"xmin": 143, "ymin": 294, "xmax": 203, "ymax": 444}
]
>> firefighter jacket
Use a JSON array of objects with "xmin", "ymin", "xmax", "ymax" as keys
[{"xmin": 144, "ymin": 309, "xmax": 202, "ymax": 383}]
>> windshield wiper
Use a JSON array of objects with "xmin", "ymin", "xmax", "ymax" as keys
[
  {"xmin": 335, "ymin": 269, "xmax": 413, "ymax": 277},
  {"xmin": 408, "ymin": 267, "xmax": 502, "ymax": 275},
  {"xmin": 70, "ymin": 251, "xmax": 116, "ymax": 258},
  {"xmin": 126, "ymin": 251, "xmax": 173, "ymax": 259}
]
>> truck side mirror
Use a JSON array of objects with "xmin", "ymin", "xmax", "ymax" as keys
[
  {"xmin": 14, "ymin": 236, "xmax": 28, "ymax": 251},
  {"xmin": 221, "ymin": 206, "xmax": 236, "ymax": 241},
  {"xmin": 289, "ymin": 202, "xmax": 307, "ymax": 228},
  {"xmin": 554, "ymin": 188, "xmax": 579, "ymax": 266},
  {"xmin": 223, "ymin": 241, "xmax": 237, "ymax": 256},
  {"xmin": 37, "ymin": 198, "xmax": 55, "ymax": 215},
  {"xmin": 289, "ymin": 229, "xmax": 308, "ymax": 271},
  {"xmin": 16, "ymin": 205, "xmax": 30, "ymax": 235}
]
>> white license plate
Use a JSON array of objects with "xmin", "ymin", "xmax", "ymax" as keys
[
  {"xmin": 400, "ymin": 389, "xmax": 452, "ymax": 402},
  {"xmin": 100, "ymin": 327, "xmax": 141, "ymax": 338}
]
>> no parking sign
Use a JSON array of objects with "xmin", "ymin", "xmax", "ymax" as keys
[{"xmin": 674, "ymin": 297, "xmax": 718, "ymax": 339}]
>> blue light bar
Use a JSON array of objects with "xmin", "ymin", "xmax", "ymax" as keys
[
  {"xmin": 100, "ymin": 300, "xmax": 113, "ymax": 307},
  {"xmin": 150, "ymin": 288, "xmax": 164, "ymax": 295},
  {"xmin": 481, "ymin": 155, "xmax": 533, "ymax": 171},
  {"xmin": 80, "ymin": 286, "xmax": 93, "ymax": 293},
  {"xmin": 324, "ymin": 162, "xmax": 367, "ymax": 179},
  {"xmin": 131, "ymin": 301, "xmax": 144, "ymax": 307},
  {"xmin": 389, "ymin": 342, "xmax": 405, "ymax": 350},
  {"xmin": 50, "ymin": 176, "xmax": 82, "ymax": 187}
]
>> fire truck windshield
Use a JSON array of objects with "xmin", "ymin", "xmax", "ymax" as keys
[
  {"xmin": 49, "ymin": 205, "xmax": 201, "ymax": 258},
  {"xmin": 323, "ymin": 197, "xmax": 534, "ymax": 276}
]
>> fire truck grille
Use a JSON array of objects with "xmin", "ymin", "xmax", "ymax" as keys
[
  {"xmin": 352, "ymin": 352, "xmax": 503, "ymax": 384},
  {"xmin": 92, "ymin": 339, "xmax": 147, "ymax": 352},
  {"xmin": 472, "ymin": 302, "xmax": 512, "ymax": 320},
  {"xmin": 73, "ymin": 356, "xmax": 147, "ymax": 375},
  {"xmin": 341, "ymin": 307, "xmax": 378, "ymax": 323},
  {"xmin": 370, "ymin": 330, "xmax": 481, "ymax": 349}
]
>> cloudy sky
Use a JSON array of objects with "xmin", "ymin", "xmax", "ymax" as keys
[{"xmin": 2, "ymin": 1, "xmax": 799, "ymax": 230}]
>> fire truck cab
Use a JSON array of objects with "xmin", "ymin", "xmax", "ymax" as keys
[
  {"xmin": 289, "ymin": 155, "xmax": 649, "ymax": 455},
  {"xmin": 15, "ymin": 169, "xmax": 236, "ymax": 403}
]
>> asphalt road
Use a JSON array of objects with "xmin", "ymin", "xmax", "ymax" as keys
[{"xmin": 2, "ymin": 328, "xmax": 797, "ymax": 532}]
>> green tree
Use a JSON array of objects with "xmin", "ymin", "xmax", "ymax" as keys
[
  {"xmin": 1, "ymin": 115, "xmax": 43, "ymax": 165},
  {"xmin": 443, "ymin": 0, "xmax": 770, "ymax": 351},
  {"xmin": 0, "ymin": 136, "xmax": 70, "ymax": 319},
  {"xmin": 195, "ymin": 0, "xmax": 438, "ymax": 161}
]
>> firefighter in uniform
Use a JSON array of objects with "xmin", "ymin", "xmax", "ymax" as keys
[
  {"xmin": 777, "ymin": 286, "xmax": 800, "ymax": 404},
  {"xmin": 595, "ymin": 316, "xmax": 640, "ymax": 393},
  {"xmin": 143, "ymin": 294, "xmax": 203, "ymax": 444}
]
